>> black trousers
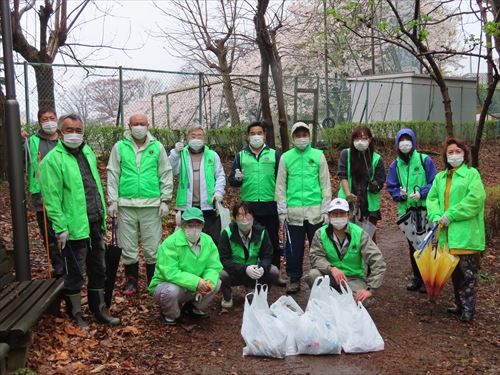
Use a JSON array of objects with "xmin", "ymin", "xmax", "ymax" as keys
[
  {"xmin": 254, "ymin": 213, "xmax": 281, "ymax": 268},
  {"xmin": 63, "ymin": 221, "xmax": 106, "ymax": 294},
  {"xmin": 451, "ymin": 253, "xmax": 480, "ymax": 314},
  {"xmin": 219, "ymin": 267, "xmax": 279, "ymax": 300},
  {"xmin": 407, "ymin": 239, "xmax": 423, "ymax": 282},
  {"xmin": 201, "ymin": 209, "xmax": 221, "ymax": 245},
  {"xmin": 286, "ymin": 221, "xmax": 323, "ymax": 282},
  {"xmin": 36, "ymin": 210, "xmax": 64, "ymax": 276}
]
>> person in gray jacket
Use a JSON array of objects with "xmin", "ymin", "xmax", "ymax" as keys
[{"xmin": 306, "ymin": 198, "xmax": 386, "ymax": 305}]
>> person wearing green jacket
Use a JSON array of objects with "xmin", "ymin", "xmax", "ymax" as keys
[
  {"xmin": 39, "ymin": 113, "xmax": 120, "ymax": 329},
  {"xmin": 426, "ymin": 138, "xmax": 486, "ymax": 322},
  {"xmin": 306, "ymin": 198, "xmax": 386, "ymax": 306},
  {"xmin": 149, "ymin": 207, "xmax": 222, "ymax": 325},
  {"xmin": 275, "ymin": 122, "xmax": 332, "ymax": 293},
  {"xmin": 23, "ymin": 107, "xmax": 64, "ymax": 277},
  {"xmin": 107, "ymin": 113, "xmax": 173, "ymax": 296}
]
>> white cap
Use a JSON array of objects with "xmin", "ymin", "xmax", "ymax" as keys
[
  {"xmin": 327, "ymin": 198, "xmax": 350, "ymax": 212},
  {"xmin": 291, "ymin": 122, "xmax": 310, "ymax": 135}
]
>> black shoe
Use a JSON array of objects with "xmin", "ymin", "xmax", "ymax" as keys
[
  {"xmin": 286, "ymin": 281, "xmax": 300, "ymax": 294},
  {"xmin": 183, "ymin": 302, "xmax": 209, "ymax": 319},
  {"xmin": 406, "ymin": 279, "xmax": 422, "ymax": 291},
  {"xmin": 459, "ymin": 310, "xmax": 474, "ymax": 322},
  {"xmin": 418, "ymin": 284, "xmax": 427, "ymax": 294},
  {"xmin": 447, "ymin": 305, "xmax": 462, "ymax": 315},
  {"xmin": 159, "ymin": 313, "xmax": 177, "ymax": 325}
]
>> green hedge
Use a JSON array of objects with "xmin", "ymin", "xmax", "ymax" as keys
[{"xmin": 320, "ymin": 120, "xmax": 497, "ymax": 160}]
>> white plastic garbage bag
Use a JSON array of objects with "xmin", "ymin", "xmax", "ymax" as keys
[
  {"xmin": 341, "ymin": 301, "xmax": 385, "ymax": 353},
  {"xmin": 216, "ymin": 201, "xmax": 231, "ymax": 230},
  {"xmin": 295, "ymin": 310, "xmax": 341, "ymax": 355},
  {"xmin": 270, "ymin": 296, "xmax": 304, "ymax": 356},
  {"xmin": 241, "ymin": 284, "xmax": 287, "ymax": 358}
]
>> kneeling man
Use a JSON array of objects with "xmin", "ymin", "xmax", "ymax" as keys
[
  {"xmin": 306, "ymin": 198, "xmax": 386, "ymax": 304},
  {"xmin": 149, "ymin": 208, "xmax": 222, "ymax": 325},
  {"xmin": 218, "ymin": 202, "xmax": 279, "ymax": 308}
]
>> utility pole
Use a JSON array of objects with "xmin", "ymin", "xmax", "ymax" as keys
[{"xmin": 324, "ymin": 0, "xmax": 330, "ymax": 120}]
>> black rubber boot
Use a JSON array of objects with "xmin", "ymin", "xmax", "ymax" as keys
[
  {"xmin": 146, "ymin": 263, "xmax": 156, "ymax": 285},
  {"xmin": 123, "ymin": 263, "xmax": 139, "ymax": 296},
  {"xmin": 65, "ymin": 293, "xmax": 90, "ymax": 330},
  {"xmin": 88, "ymin": 289, "xmax": 121, "ymax": 326}
]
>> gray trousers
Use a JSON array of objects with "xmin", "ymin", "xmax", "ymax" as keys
[{"xmin": 153, "ymin": 280, "xmax": 221, "ymax": 319}]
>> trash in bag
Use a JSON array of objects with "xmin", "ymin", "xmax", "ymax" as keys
[
  {"xmin": 241, "ymin": 284, "xmax": 287, "ymax": 358},
  {"xmin": 270, "ymin": 296, "xmax": 304, "ymax": 356},
  {"xmin": 295, "ymin": 310, "xmax": 341, "ymax": 355},
  {"xmin": 216, "ymin": 201, "xmax": 231, "ymax": 230},
  {"xmin": 414, "ymin": 226, "xmax": 459, "ymax": 303},
  {"xmin": 397, "ymin": 207, "xmax": 434, "ymax": 248},
  {"xmin": 341, "ymin": 301, "xmax": 385, "ymax": 353}
]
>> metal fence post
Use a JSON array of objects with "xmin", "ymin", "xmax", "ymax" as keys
[
  {"xmin": 365, "ymin": 81, "xmax": 370, "ymax": 123},
  {"xmin": 119, "ymin": 66, "xmax": 124, "ymax": 127},
  {"xmin": 293, "ymin": 76, "xmax": 298, "ymax": 123},
  {"xmin": 151, "ymin": 95, "xmax": 155, "ymax": 127},
  {"xmin": 399, "ymin": 82, "xmax": 404, "ymax": 121},
  {"xmin": 23, "ymin": 61, "xmax": 30, "ymax": 125},
  {"xmin": 198, "ymin": 72, "xmax": 203, "ymax": 126}
]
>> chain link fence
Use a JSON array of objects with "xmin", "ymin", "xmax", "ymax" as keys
[{"xmin": 14, "ymin": 62, "xmax": 491, "ymax": 134}]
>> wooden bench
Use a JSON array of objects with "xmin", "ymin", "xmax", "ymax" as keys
[{"xmin": 0, "ymin": 278, "xmax": 64, "ymax": 372}]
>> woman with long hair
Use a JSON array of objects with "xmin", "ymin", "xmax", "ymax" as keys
[
  {"xmin": 337, "ymin": 126, "xmax": 386, "ymax": 241},
  {"xmin": 426, "ymin": 138, "xmax": 486, "ymax": 322}
]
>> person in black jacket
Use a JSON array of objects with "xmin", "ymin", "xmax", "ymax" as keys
[{"xmin": 218, "ymin": 202, "xmax": 279, "ymax": 308}]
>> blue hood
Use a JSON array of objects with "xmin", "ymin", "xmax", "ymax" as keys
[{"xmin": 395, "ymin": 128, "xmax": 416, "ymax": 149}]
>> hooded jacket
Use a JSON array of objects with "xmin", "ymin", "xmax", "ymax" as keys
[{"xmin": 386, "ymin": 128, "xmax": 437, "ymax": 215}]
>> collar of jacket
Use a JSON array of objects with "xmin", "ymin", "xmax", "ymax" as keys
[
  {"xmin": 444, "ymin": 163, "xmax": 469, "ymax": 178},
  {"xmin": 243, "ymin": 144, "xmax": 269, "ymax": 154},
  {"xmin": 325, "ymin": 222, "xmax": 352, "ymax": 244},
  {"xmin": 228, "ymin": 221, "xmax": 264, "ymax": 247}
]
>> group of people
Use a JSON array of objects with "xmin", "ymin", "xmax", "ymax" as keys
[{"xmin": 25, "ymin": 107, "xmax": 486, "ymax": 328}]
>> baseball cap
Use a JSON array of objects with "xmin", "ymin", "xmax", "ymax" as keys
[
  {"xmin": 291, "ymin": 122, "xmax": 310, "ymax": 135},
  {"xmin": 181, "ymin": 207, "xmax": 205, "ymax": 222},
  {"xmin": 327, "ymin": 198, "xmax": 350, "ymax": 212}
]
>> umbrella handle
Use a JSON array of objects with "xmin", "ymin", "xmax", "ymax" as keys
[{"xmin": 111, "ymin": 217, "xmax": 118, "ymax": 246}]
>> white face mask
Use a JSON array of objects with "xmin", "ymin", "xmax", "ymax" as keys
[
  {"xmin": 41, "ymin": 121, "xmax": 58, "ymax": 135},
  {"xmin": 447, "ymin": 154, "xmax": 464, "ymax": 168},
  {"xmin": 330, "ymin": 217, "xmax": 348, "ymax": 230},
  {"xmin": 62, "ymin": 133, "xmax": 84, "ymax": 149},
  {"xmin": 188, "ymin": 138, "xmax": 204, "ymax": 152},
  {"xmin": 294, "ymin": 137, "xmax": 310, "ymax": 150},
  {"xmin": 249, "ymin": 135, "xmax": 264, "ymax": 149},
  {"xmin": 184, "ymin": 227, "xmax": 202, "ymax": 244},
  {"xmin": 398, "ymin": 140, "xmax": 413, "ymax": 154},
  {"xmin": 131, "ymin": 125, "xmax": 148, "ymax": 140},
  {"xmin": 237, "ymin": 220, "xmax": 253, "ymax": 233},
  {"xmin": 353, "ymin": 139, "xmax": 369, "ymax": 152}
]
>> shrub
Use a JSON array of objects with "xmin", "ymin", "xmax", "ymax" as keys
[{"xmin": 485, "ymin": 185, "xmax": 500, "ymax": 242}]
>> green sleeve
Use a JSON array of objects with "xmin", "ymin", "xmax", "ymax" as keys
[
  {"xmin": 201, "ymin": 241, "xmax": 223, "ymax": 287},
  {"xmin": 39, "ymin": 154, "xmax": 67, "ymax": 234},
  {"xmin": 156, "ymin": 240, "xmax": 201, "ymax": 292},
  {"xmin": 445, "ymin": 169, "xmax": 486, "ymax": 222},
  {"xmin": 425, "ymin": 178, "xmax": 442, "ymax": 223},
  {"xmin": 309, "ymin": 230, "xmax": 331, "ymax": 274}
]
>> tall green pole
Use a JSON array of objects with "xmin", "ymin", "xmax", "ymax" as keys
[{"xmin": 119, "ymin": 66, "xmax": 124, "ymax": 127}]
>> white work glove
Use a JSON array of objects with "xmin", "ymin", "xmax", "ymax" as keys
[
  {"xmin": 159, "ymin": 202, "xmax": 169, "ymax": 217},
  {"xmin": 438, "ymin": 215, "xmax": 450, "ymax": 227},
  {"xmin": 279, "ymin": 213, "xmax": 288, "ymax": 225},
  {"xmin": 400, "ymin": 188, "xmax": 407, "ymax": 199},
  {"xmin": 57, "ymin": 231, "xmax": 69, "ymax": 250},
  {"xmin": 212, "ymin": 192, "xmax": 223, "ymax": 203},
  {"xmin": 246, "ymin": 265, "xmax": 262, "ymax": 280},
  {"xmin": 234, "ymin": 168, "xmax": 243, "ymax": 182},
  {"xmin": 255, "ymin": 266, "xmax": 264, "ymax": 279},
  {"xmin": 107, "ymin": 202, "xmax": 118, "ymax": 218},
  {"xmin": 321, "ymin": 213, "xmax": 329, "ymax": 224},
  {"xmin": 409, "ymin": 191, "xmax": 421, "ymax": 202},
  {"xmin": 174, "ymin": 142, "xmax": 184, "ymax": 153}
]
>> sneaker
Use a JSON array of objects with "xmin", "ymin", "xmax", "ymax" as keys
[
  {"xmin": 447, "ymin": 305, "xmax": 461, "ymax": 315},
  {"xmin": 221, "ymin": 297, "xmax": 233, "ymax": 309},
  {"xmin": 159, "ymin": 313, "xmax": 177, "ymax": 325},
  {"xmin": 123, "ymin": 276, "xmax": 137, "ymax": 296},
  {"xmin": 286, "ymin": 281, "xmax": 300, "ymax": 294},
  {"xmin": 406, "ymin": 279, "xmax": 422, "ymax": 291},
  {"xmin": 184, "ymin": 303, "xmax": 209, "ymax": 319}
]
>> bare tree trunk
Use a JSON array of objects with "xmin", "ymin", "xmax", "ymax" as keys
[
  {"xmin": 0, "ymin": 89, "xmax": 6, "ymax": 179},
  {"xmin": 258, "ymin": 58, "xmax": 275, "ymax": 147},
  {"xmin": 33, "ymin": 64, "xmax": 56, "ymax": 109},
  {"xmin": 269, "ymin": 37, "xmax": 289, "ymax": 150},
  {"xmin": 220, "ymin": 70, "xmax": 240, "ymax": 126},
  {"xmin": 437, "ymin": 82, "xmax": 454, "ymax": 138}
]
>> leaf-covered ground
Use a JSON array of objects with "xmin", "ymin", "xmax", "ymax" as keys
[{"xmin": 1, "ymin": 140, "xmax": 498, "ymax": 374}]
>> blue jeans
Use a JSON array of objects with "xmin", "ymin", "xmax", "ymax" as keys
[{"xmin": 285, "ymin": 221, "xmax": 323, "ymax": 282}]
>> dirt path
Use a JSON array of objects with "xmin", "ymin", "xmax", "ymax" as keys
[{"xmin": 26, "ymin": 225, "xmax": 499, "ymax": 375}]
